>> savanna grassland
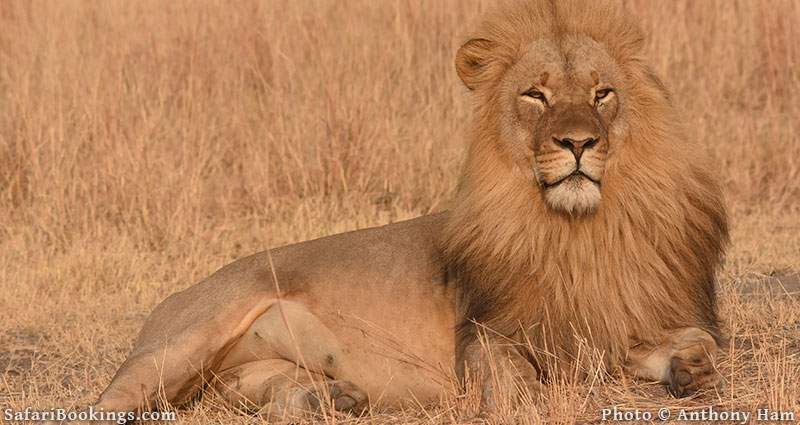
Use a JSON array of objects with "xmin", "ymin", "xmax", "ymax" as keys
[{"xmin": 1, "ymin": 1, "xmax": 798, "ymax": 423}]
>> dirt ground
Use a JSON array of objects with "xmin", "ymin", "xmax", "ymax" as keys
[{"xmin": 1, "ymin": 0, "xmax": 798, "ymax": 423}]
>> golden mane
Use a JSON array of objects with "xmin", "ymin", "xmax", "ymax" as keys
[{"xmin": 443, "ymin": 0, "xmax": 728, "ymax": 372}]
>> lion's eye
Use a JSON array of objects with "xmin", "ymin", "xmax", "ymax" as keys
[
  {"xmin": 522, "ymin": 88, "xmax": 547, "ymax": 103},
  {"xmin": 594, "ymin": 88, "xmax": 613, "ymax": 103}
]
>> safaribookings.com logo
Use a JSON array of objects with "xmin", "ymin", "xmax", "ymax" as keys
[{"xmin": 4, "ymin": 407, "xmax": 176, "ymax": 424}]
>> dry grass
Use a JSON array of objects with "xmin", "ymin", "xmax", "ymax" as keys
[{"xmin": 1, "ymin": 0, "xmax": 798, "ymax": 423}]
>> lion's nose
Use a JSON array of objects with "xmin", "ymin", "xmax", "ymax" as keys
[{"xmin": 554, "ymin": 137, "xmax": 598, "ymax": 160}]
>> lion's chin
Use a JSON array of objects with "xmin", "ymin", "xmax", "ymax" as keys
[{"xmin": 543, "ymin": 175, "xmax": 601, "ymax": 215}]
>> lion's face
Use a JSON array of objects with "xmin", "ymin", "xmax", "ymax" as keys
[{"xmin": 457, "ymin": 36, "xmax": 626, "ymax": 215}]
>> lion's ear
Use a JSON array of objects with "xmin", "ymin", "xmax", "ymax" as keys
[{"xmin": 455, "ymin": 38, "xmax": 498, "ymax": 90}]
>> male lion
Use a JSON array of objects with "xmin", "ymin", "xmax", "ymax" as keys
[{"xmin": 93, "ymin": 0, "xmax": 727, "ymax": 418}]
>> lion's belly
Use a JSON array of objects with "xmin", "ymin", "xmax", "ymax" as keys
[
  {"xmin": 219, "ymin": 284, "xmax": 455, "ymax": 408},
  {"xmin": 281, "ymin": 213, "xmax": 456, "ymax": 405},
  {"xmin": 295, "ymin": 277, "xmax": 457, "ymax": 407},
  {"xmin": 219, "ymin": 213, "xmax": 457, "ymax": 408}
]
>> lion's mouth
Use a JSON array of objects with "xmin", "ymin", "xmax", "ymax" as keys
[{"xmin": 544, "ymin": 170, "xmax": 600, "ymax": 188}]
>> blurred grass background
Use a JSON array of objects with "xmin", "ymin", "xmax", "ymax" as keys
[{"xmin": 0, "ymin": 1, "xmax": 798, "ymax": 423}]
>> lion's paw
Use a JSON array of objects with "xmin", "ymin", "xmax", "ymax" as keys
[
  {"xmin": 306, "ymin": 380, "xmax": 368, "ymax": 415},
  {"xmin": 667, "ymin": 353, "xmax": 720, "ymax": 397}
]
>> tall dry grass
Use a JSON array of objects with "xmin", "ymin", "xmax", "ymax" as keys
[{"xmin": 1, "ymin": 0, "xmax": 798, "ymax": 423}]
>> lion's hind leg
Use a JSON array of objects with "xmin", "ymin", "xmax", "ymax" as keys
[
  {"xmin": 212, "ymin": 359, "xmax": 367, "ymax": 419},
  {"xmin": 213, "ymin": 299, "xmax": 369, "ymax": 418},
  {"xmin": 94, "ymin": 285, "xmax": 276, "ymax": 413},
  {"xmin": 625, "ymin": 327, "xmax": 720, "ymax": 397}
]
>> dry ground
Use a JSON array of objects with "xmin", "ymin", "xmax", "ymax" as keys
[{"xmin": 1, "ymin": 0, "xmax": 798, "ymax": 423}]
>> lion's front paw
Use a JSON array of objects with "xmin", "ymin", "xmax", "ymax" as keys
[
  {"xmin": 667, "ymin": 353, "xmax": 720, "ymax": 397},
  {"xmin": 479, "ymin": 359, "xmax": 544, "ymax": 414}
]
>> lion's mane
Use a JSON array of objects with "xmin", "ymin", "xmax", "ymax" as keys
[{"xmin": 443, "ymin": 0, "xmax": 728, "ymax": 372}]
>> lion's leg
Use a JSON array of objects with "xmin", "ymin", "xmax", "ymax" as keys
[
  {"xmin": 458, "ymin": 334, "xmax": 542, "ymax": 412},
  {"xmin": 625, "ymin": 327, "xmax": 720, "ymax": 397},
  {"xmin": 93, "ymin": 273, "xmax": 279, "ymax": 413},
  {"xmin": 212, "ymin": 359, "xmax": 367, "ymax": 418},
  {"xmin": 95, "ymin": 289, "xmax": 351, "ymax": 414},
  {"xmin": 211, "ymin": 300, "xmax": 369, "ymax": 418}
]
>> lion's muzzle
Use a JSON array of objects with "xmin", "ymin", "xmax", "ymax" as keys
[{"xmin": 533, "ymin": 102, "xmax": 609, "ymax": 214}]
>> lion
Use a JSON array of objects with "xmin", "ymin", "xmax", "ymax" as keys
[{"xmin": 92, "ymin": 0, "xmax": 728, "ymax": 419}]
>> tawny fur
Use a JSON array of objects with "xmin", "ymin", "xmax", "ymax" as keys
[
  {"xmin": 444, "ymin": 0, "xmax": 728, "ymax": 373},
  {"xmin": 89, "ymin": 0, "xmax": 729, "ymax": 416}
]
